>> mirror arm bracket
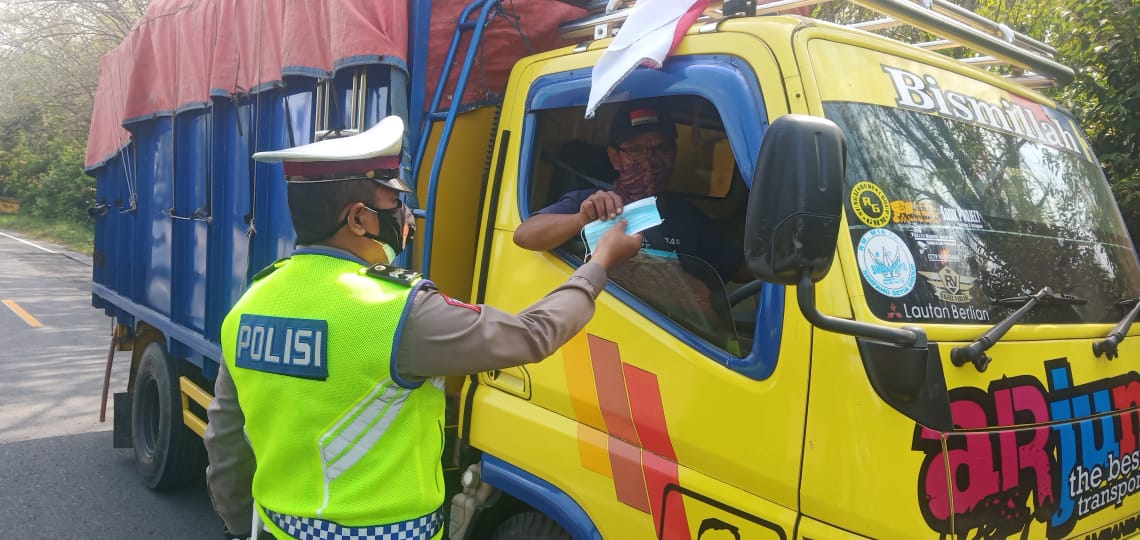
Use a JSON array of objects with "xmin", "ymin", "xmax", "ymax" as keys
[{"xmin": 797, "ymin": 272, "xmax": 927, "ymax": 348}]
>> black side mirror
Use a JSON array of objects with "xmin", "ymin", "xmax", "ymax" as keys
[
  {"xmin": 746, "ymin": 115, "xmax": 925, "ymax": 351},
  {"xmin": 744, "ymin": 114, "xmax": 846, "ymax": 285}
]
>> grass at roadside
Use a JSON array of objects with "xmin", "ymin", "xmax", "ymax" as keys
[{"xmin": 0, "ymin": 214, "xmax": 94, "ymax": 255}]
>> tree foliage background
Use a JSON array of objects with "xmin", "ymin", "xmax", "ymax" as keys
[
  {"xmin": 1047, "ymin": 0, "xmax": 1140, "ymax": 238},
  {"xmin": 0, "ymin": 0, "xmax": 147, "ymax": 224},
  {"xmin": 0, "ymin": 0, "xmax": 1135, "ymax": 239}
]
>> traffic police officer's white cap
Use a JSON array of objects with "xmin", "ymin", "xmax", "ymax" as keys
[{"xmin": 252, "ymin": 115, "xmax": 412, "ymax": 193}]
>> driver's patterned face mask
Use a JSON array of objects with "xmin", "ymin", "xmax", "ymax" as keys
[{"xmin": 613, "ymin": 143, "xmax": 673, "ymax": 203}]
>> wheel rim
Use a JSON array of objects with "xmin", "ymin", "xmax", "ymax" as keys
[{"xmin": 139, "ymin": 377, "xmax": 161, "ymax": 458}]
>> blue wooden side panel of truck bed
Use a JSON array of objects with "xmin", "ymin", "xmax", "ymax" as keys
[{"xmin": 90, "ymin": 69, "xmax": 396, "ymax": 378}]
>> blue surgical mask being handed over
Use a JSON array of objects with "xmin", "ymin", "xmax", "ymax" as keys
[{"xmin": 582, "ymin": 196, "xmax": 663, "ymax": 257}]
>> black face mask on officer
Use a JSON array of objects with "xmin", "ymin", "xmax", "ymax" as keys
[{"xmin": 361, "ymin": 199, "xmax": 415, "ymax": 259}]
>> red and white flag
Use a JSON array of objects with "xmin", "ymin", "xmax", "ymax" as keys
[
  {"xmin": 585, "ymin": 0, "xmax": 811, "ymax": 118},
  {"xmin": 585, "ymin": 0, "xmax": 711, "ymax": 118}
]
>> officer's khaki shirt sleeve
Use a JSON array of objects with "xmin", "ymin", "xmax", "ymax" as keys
[
  {"xmin": 396, "ymin": 262, "xmax": 607, "ymax": 379},
  {"xmin": 203, "ymin": 362, "xmax": 255, "ymax": 536}
]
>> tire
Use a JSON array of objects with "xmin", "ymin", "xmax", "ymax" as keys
[
  {"xmin": 131, "ymin": 338, "xmax": 204, "ymax": 490},
  {"xmin": 489, "ymin": 512, "xmax": 572, "ymax": 540}
]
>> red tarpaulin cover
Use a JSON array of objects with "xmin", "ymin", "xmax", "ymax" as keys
[
  {"xmin": 85, "ymin": 0, "xmax": 585, "ymax": 170},
  {"xmin": 85, "ymin": 0, "xmax": 805, "ymax": 170}
]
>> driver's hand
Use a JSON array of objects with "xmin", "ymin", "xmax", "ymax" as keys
[{"xmin": 578, "ymin": 190, "xmax": 623, "ymax": 222}]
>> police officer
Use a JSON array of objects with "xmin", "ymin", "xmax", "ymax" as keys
[{"xmin": 203, "ymin": 115, "xmax": 643, "ymax": 540}]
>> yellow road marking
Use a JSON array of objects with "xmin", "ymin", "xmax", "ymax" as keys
[{"xmin": 3, "ymin": 299, "xmax": 44, "ymax": 328}]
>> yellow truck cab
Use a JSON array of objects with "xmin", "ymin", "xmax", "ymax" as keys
[
  {"xmin": 83, "ymin": 0, "xmax": 1140, "ymax": 538},
  {"xmin": 440, "ymin": 2, "xmax": 1140, "ymax": 539}
]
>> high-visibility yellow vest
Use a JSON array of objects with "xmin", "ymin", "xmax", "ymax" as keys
[{"xmin": 221, "ymin": 251, "xmax": 445, "ymax": 539}]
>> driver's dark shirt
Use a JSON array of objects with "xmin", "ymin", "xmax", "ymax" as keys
[{"xmin": 535, "ymin": 188, "xmax": 743, "ymax": 281}]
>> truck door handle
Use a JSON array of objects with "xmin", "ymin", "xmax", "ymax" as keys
[{"xmin": 483, "ymin": 366, "xmax": 531, "ymax": 399}]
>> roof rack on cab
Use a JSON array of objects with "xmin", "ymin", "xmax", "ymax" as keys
[{"xmin": 554, "ymin": 0, "xmax": 1073, "ymax": 88}]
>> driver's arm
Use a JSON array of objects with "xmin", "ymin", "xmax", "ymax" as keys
[
  {"xmin": 515, "ymin": 190, "xmax": 624, "ymax": 252},
  {"xmin": 514, "ymin": 213, "xmax": 588, "ymax": 251}
]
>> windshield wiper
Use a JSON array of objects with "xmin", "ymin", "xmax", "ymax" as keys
[
  {"xmin": 951, "ymin": 287, "xmax": 1088, "ymax": 372},
  {"xmin": 1093, "ymin": 297, "xmax": 1140, "ymax": 360},
  {"xmin": 994, "ymin": 291, "xmax": 1088, "ymax": 307}
]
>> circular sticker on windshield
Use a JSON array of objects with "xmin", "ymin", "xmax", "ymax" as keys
[
  {"xmin": 857, "ymin": 229, "xmax": 916, "ymax": 297},
  {"xmin": 850, "ymin": 181, "xmax": 892, "ymax": 228}
]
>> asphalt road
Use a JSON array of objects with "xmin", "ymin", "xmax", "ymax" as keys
[{"xmin": 0, "ymin": 230, "xmax": 222, "ymax": 538}]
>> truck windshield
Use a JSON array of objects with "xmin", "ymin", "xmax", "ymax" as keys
[{"xmin": 825, "ymin": 101, "xmax": 1140, "ymax": 325}]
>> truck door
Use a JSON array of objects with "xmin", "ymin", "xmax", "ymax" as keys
[{"xmin": 469, "ymin": 33, "xmax": 811, "ymax": 538}]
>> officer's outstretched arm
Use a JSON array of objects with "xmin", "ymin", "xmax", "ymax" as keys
[{"xmin": 396, "ymin": 221, "xmax": 641, "ymax": 380}]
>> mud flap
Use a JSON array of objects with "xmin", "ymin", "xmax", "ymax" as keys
[{"xmin": 113, "ymin": 392, "xmax": 132, "ymax": 448}]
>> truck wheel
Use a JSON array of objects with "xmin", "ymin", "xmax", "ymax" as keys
[
  {"xmin": 489, "ymin": 512, "xmax": 572, "ymax": 540},
  {"xmin": 131, "ymin": 338, "xmax": 203, "ymax": 490}
]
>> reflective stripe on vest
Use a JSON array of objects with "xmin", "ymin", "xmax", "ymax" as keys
[
  {"xmin": 319, "ymin": 383, "xmax": 408, "ymax": 484},
  {"xmin": 266, "ymin": 507, "xmax": 444, "ymax": 540}
]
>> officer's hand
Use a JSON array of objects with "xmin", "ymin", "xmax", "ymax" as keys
[
  {"xmin": 578, "ymin": 190, "xmax": 624, "ymax": 222},
  {"xmin": 590, "ymin": 219, "xmax": 643, "ymax": 270}
]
